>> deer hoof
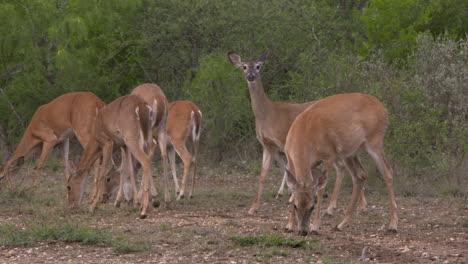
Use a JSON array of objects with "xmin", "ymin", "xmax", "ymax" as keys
[
  {"xmin": 332, "ymin": 226, "xmax": 342, "ymax": 232},
  {"xmin": 310, "ymin": 230, "xmax": 319, "ymax": 235},
  {"xmin": 387, "ymin": 228, "xmax": 398, "ymax": 234},
  {"xmin": 138, "ymin": 214, "xmax": 147, "ymax": 219}
]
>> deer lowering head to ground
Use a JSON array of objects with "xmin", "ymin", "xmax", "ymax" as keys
[
  {"xmin": 67, "ymin": 94, "xmax": 157, "ymax": 218},
  {"xmin": 0, "ymin": 92, "xmax": 105, "ymax": 191},
  {"xmin": 284, "ymin": 93, "xmax": 398, "ymax": 236},
  {"xmin": 228, "ymin": 51, "xmax": 365, "ymax": 216},
  {"xmin": 105, "ymin": 100, "xmax": 202, "ymax": 202}
]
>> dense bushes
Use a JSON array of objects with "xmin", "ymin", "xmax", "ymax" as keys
[{"xmin": 0, "ymin": 0, "xmax": 465, "ymax": 195}]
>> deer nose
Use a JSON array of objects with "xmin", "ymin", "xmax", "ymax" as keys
[{"xmin": 247, "ymin": 74, "xmax": 255, "ymax": 81}]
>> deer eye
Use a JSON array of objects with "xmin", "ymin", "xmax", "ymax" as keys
[
  {"xmin": 242, "ymin": 65, "xmax": 247, "ymax": 70},
  {"xmin": 293, "ymin": 204, "xmax": 298, "ymax": 210},
  {"xmin": 256, "ymin": 65, "xmax": 261, "ymax": 70}
]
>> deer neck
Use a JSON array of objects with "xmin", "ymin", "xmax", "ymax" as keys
[{"xmin": 247, "ymin": 79, "xmax": 271, "ymax": 121}]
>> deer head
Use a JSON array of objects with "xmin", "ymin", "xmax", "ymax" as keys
[
  {"xmin": 286, "ymin": 168, "xmax": 327, "ymax": 236},
  {"xmin": 228, "ymin": 50, "xmax": 268, "ymax": 82}
]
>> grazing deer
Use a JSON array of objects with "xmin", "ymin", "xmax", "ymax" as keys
[
  {"xmin": 284, "ymin": 93, "xmax": 398, "ymax": 235},
  {"xmin": 228, "ymin": 51, "xmax": 366, "ymax": 216},
  {"xmin": 67, "ymin": 94, "xmax": 158, "ymax": 218},
  {"xmin": 0, "ymin": 92, "xmax": 105, "ymax": 194},
  {"xmin": 105, "ymin": 100, "xmax": 202, "ymax": 201}
]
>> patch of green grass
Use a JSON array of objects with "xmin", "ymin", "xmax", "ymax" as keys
[
  {"xmin": 463, "ymin": 219, "xmax": 468, "ymax": 228},
  {"xmin": 112, "ymin": 236, "xmax": 151, "ymax": 254},
  {"xmin": 0, "ymin": 220, "xmax": 151, "ymax": 254},
  {"xmin": 230, "ymin": 234, "xmax": 306, "ymax": 248}
]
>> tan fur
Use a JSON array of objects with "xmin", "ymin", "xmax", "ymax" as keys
[
  {"xmin": 67, "ymin": 95, "xmax": 154, "ymax": 218},
  {"xmin": 0, "ymin": 92, "xmax": 105, "ymax": 190},
  {"xmin": 227, "ymin": 51, "xmax": 365, "ymax": 216},
  {"xmin": 285, "ymin": 93, "xmax": 398, "ymax": 235}
]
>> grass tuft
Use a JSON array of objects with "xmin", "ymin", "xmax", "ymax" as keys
[
  {"xmin": 230, "ymin": 234, "xmax": 306, "ymax": 248},
  {"xmin": 0, "ymin": 220, "xmax": 151, "ymax": 254}
]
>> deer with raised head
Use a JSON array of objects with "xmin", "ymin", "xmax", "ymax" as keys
[
  {"xmin": 0, "ymin": 92, "xmax": 105, "ymax": 195},
  {"xmin": 228, "ymin": 51, "xmax": 366, "ymax": 216},
  {"xmin": 284, "ymin": 93, "xmax": 398, "ymax": 236},
  {"xmin": 67, "ymin": 94, "xmax": 159, "ymax": 218},
  {"xmin": 105, "ymin": 100, "xmax": 202, "ymax": 202}
]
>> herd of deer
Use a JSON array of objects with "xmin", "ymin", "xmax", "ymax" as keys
[{"xmin": 0, "ymin": 51, "xmax": 398, "ymax": 236}]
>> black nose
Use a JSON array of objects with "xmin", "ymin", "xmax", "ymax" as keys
[
  {"xmin": 247, "ymin": 74, "xmax": 255, "ymax": 81},
  {"xmin": 298, "ymin": 230, "xmax": 308, "ymax": 236}
]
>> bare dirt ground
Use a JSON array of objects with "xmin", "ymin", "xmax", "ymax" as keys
[{"xmin": 0, "ymin": 163, "xmax": 466, "ymax": 264}]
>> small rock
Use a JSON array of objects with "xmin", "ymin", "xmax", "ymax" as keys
[{"xmin": 422, "ymin": 252, "xmax": 429, "ymax": 258}]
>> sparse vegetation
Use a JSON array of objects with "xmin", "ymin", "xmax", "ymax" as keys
[{"xmin": 230, "ymin": 234, "xmax": 306, "ymax": 248}]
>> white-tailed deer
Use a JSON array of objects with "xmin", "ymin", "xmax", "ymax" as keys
[
  {"xmin": 67, "ymin": 94, "xmax": 157, "ymax": 218},
  {"xmin": 167, "ymin": 101, "xmax": 202, "ymax": 200},
  {"xmin": 285, "ymin": 93, "xmax": 398, "ymax": 236},
  {"xmin": 228, "ymin": 51, "xmax": 365, "ymax": 216},
  {"xmin": 105, "ymin": 100, "xmax": 202, "ymax": 201},
  {"xmin": 0, "ymin": 92, "xmax": 105, "ymax": 193}
]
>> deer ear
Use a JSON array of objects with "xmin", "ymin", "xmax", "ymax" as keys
[
  {"xmin": 227, "ymin": 52, "xmax": 243, "ymax": 68},
  {"xmin": 285, "ymin": 169, "xmax": 300, "ymax": 193},
  {"xmin": 315, "ymin": 169, "xmax": 328, "ymax": 191},
  {"xmin": 258, "ymin": 49, "xmax": 268, "ymax": 63}
]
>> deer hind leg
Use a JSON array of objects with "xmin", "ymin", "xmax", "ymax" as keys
[
  {"xmin": 365, "ymin": 141, "xmax": 398, "ymax": 232},
  {"xmin": 125, "ymin": 140, "xmax": 152, "ymax": 218},
  {"xmin": 173, "ymin": 142, "xmax": 192, "ymax": 201},
  {"xmin": 336, "ymin": 155, "xmax": 367, "ymax": 231},
  {"xmin": 189, "ymin": 137, "xmax": 200, "ymax": 199},
  {"xmin": 114, "ymin": 148, "xmax": 128, "ymax": 208},
  {"xmin": 248, "ymin": 147, "xmax": 273, "ymax": 215},
  {"xmin": 325, "ymin": 159, "xmax": 346, "ymax": 216},
  {"xmin": 274, "ymin": 152, "xmax": 288, "ymax": 200},
  {"xmin": 168, "ymin": 145, "xmax": 180, "ymax": 197},
  {"xmin": 62, "ymin": 138, "xmax": 71, "ymax": 182},
  {"xmin": 157, "ymin": 131, "xmax": 170, "ymax": 206}
]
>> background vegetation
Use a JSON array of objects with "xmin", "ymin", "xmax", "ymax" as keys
[{"xmin": 0, "ymin": 0, "xmax": 466, "ymax": 196}]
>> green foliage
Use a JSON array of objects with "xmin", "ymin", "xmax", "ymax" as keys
[
  {"xmin": 230, "ymin": 234, "xmax": 306, "ymax": 248},
  {"xmin": 0, "ymin": 220, "xmax": 150, "ymax": 254},
  {"xmin": 0, "ymin": 0, "xmax": 465, "ymax": 195},
  {"xmin": 183, "ymin": 52, "xmax": 254, "ymax": 158}
]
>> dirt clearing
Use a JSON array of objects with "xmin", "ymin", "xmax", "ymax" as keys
[{"xmin": 0, "ymin": 165, "xmax": 466, "ymax": 263}]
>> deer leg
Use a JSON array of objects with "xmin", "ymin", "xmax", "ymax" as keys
[
  {"xmin": 89, "ymin": 158, "xmax": 101, "ymax": 204},
  {"xmin": 286, "ymin": 204, "xmax": 297, "ymax": 233},
  {"xmin": 157, "ymin": 131, "xmax": 170, "ymax": 207},
  {"xmin": 366, "ymin": 143, "xmax": 398, "ymax": 232},
  {"xmin": 127, "ymin": 151, "xmax": 139, "ymax": 206},
  {"xmin": 32, "ymin": 140, "xmax": 56, "ymax": 186},
  {"xmin": 188, "ymin": 137, "xmax": 199, "ymax": 199},
  {"xmin": 325, "ymin": 160, "xmax": 346, "ymax": 216},
  {"xmin": 90, "ymin": 143, "xmax": 112, "ymax": 212},
  {"xmin": 274, "ymin": 153, "xmax": 288, "ymax": 199},
  {"xmin": 62, "ymin": 138, "xmax": 71, "ymax": 182},
  {"xmin": 168, "ymin": 145, "xmax": 180, "ymax": 197},
  {"xmin": 125, "ymin": 140, "xmax": 152, "ymax": 218},
  {"xmin": 336, "ymin": 155, "xmax": 367, "ymax": 231},
  {"xmin": 174, "ymin": 142, "xmax": 192, "ymax": 201},
  {"xmin": 114, "ymin": 148, "xmax": 128, "ymax": 208},
  {"xmin": 248, "ymin": 147, "xmax": 272, "ymax": 215},
  {"xmin": 310, "ymin": 162, "xmax": 332, "ymax": 234}
]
